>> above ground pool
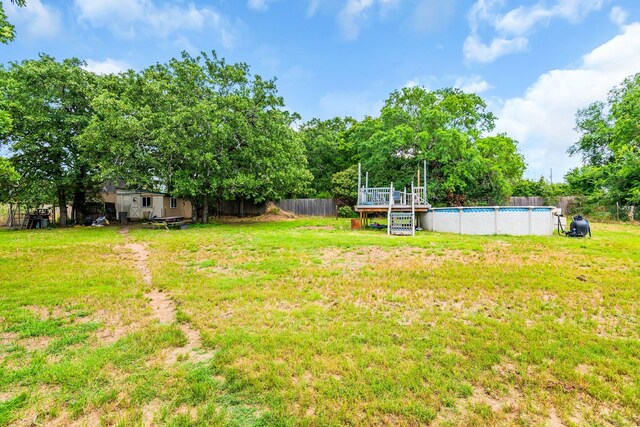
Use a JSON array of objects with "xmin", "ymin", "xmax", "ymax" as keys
[{"xmin": 420, "ymin": 206, "xmax": 555, "ymax": 235}]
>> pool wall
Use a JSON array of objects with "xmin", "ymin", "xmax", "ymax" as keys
[{"xmin": 419, "ymin": 207, "xmax": 555, "ymax": 236}]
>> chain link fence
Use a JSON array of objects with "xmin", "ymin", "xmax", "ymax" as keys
[{"xmin": 568, "ymin": 197, "xmax": 639, "ymax": 221}]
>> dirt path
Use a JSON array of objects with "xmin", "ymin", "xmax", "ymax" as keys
[
  {"xmin": 119, "ymin": 227, "xmax": 214, "ymax": 424},
  {"xmin": 119, "ymin": 227, "xmax": 212, "ymax": 360}
]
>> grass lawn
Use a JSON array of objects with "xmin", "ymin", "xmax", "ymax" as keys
[{"xmin": 0, "ymin": 218, "xmax": 639, "ymax": 426}]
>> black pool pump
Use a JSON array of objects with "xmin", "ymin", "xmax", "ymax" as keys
[{"xmin": 557, "ymin": 214, "xmax": 592, "ymax": 237}]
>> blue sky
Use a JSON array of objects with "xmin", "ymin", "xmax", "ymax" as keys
[{"xmin": 3, "ymin": 0, "xmax": 640, "ymax": 180}]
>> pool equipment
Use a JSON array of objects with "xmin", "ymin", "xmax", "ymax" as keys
[{"xmin": 557, "ymin": 214, "xmax": 591, "ymax": 237}]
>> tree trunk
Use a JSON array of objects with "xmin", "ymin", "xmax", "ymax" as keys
[
  {"xmin": 202, "ymin": 194, "xmax": 209, "ymax": 224},
  {"xmin": 196, "ymin": 204, "xmax": 203, "ymax": 223},
  {"xmin": 57, "ymin": 189, "xmax": 67, "ymax": 228},
  {"xmin": 191, "ymin": 198, "xmax": 198, "ymax": 223},
  {"xmin": 72, "ymin": 188, "xmax": 87, "ymax": 224},
  {"xmin": 7, "ymin": 203, "xmax": 13, "ymax": 227},
  {"xmin": 628, "ymin": 205, "xmax": 635, "ymax": 222},
  {"xmin": 240, "ymin": 199, "xmax": 244, "ymax": 218}
]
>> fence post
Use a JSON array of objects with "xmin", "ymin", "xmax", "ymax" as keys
[
  {"xmin": 387, "ymin": 182, "xmax": 393, "ymax": 236},
  {"xmin": 357, "ymin": 163, "xmax": 362, "ymax": 205}
]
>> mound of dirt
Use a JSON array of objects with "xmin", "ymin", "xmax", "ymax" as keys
[
  {"xmin": 264, "ymin": 202, "xmax": 295, "ymax": 218},
  {"xmin": 217, "ymin": 203, "xmax": 296, "ymax": 223}
]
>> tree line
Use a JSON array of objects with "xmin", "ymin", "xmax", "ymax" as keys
[
  {"xmin": 3, "ymin": 50, "xmax": 636, "ymax": 224},
  {"xmin": 566, "ymin": 73, "xmax": 640, "ymax": 220}
]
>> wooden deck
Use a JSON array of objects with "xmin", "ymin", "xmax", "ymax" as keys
[{"xmin": 355, "ymin": 162, "xmax": 431, "ymax": 235}]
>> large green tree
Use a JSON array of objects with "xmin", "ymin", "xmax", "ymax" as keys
[
  {"xmin": 84, "ymin": 51, "xmax": 311, "ymax": 222},
  {"xmin": 347, "ymin": 86, "xmax": 524, "ymax": 205},
  {"xmin": 0, "ymin": 1, "xmax": 26, "ymax": 135},
  {"xmin": 568, "ymin": 73, "xmax": 640, "ymax": 214},
  {"xmin": 0, "ymin": 0, "xmax": 25, "ymax": 44},
  {"xmin": 0, "ymin": 54, "xmax": 98, "ymax": 226},
  {"xmin": 299, "ymin": 117, "xmax": 355, "ymax": 196},
  {"xmin": 0, "ymin": 157, "xmax": 19, "ymax": 203}
]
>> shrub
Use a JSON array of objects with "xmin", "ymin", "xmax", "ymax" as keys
[{"xmin": 337, "ymin": 206, "xmax": 358, "ymax": 218}]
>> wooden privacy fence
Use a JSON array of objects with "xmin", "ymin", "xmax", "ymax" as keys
[
  {"xmin": 213, "ymin": 200, "xmax": 265, "ymax": 217},
  {"xmin": 277, "ymin": 199, "xmax": 336, "ymax": 216},
  {"xmin": 213, "ymin": 198, "xmax": 337, "ymax": 217},
  {"xmin": 509, "ymin": 196, "xmax": 576, "ymax": 215},
  {"xmin": 509, "ymin": 196, "xmax": 546, "ymax": 207}
]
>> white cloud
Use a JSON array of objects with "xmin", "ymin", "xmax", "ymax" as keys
[
  {"xmin": 74, "ymin": 0, "xmax": 235, "ymax": 47},
  {"xmin": 337, "ymin": 0, "xmax": 375, "ymax": 40},
  {"xmin": 403, "ymin": 74, "xmax": 438, "ymax": 90},
  {"xmin": 306, "ymin": 0, "xmax": 323, "ymax": 17},
  {"xmin": 248, "ymin": 0, "xmax": 269, "ymax": 11},
  {"xmin": 467, "ymin": 0, "xmax": 504, "ymax": 33},
  {"xmin": 336, "ymin": 0, "xmax": 409, "ymax": 40},
  {"xmin": 454, "ymin": 75, "xmax": 492, "ymax": 94},
  {"xmin": 379, "ymin": 0, "xmax": 402, "ymax": 15},
  {"xmin": 495, "ymin": 0, "xmax": 605, "ymax": 36},
  {"xmin": 609, "ymin": 6, "xmax": 627, "ymax": 27},
  {"xmin": 463, "ymin": 35, "xmax": 528, "ymax": 63},
  {"xmin": 494, "ymin": 23, "xmax": 640, "ymax": 179},
  {"xmin": 410, "ymin": 0, "xmax": 456, "ymax": 33},
  {"xmin": 334, "ymin": 0, "xmax": 454, "ymax": 40},
  {"xmin": 83, "ymin": 58, "xmax": 131, "ymax": 75},
  {"xmin": 465, "ymin": 0, "xmax": 605, "ymax": 63},
  {"xmin": 404, "ymin": 79, "xmax": 420, "ymax": 89},
  {"xmin": 4, "ymin": 0, "xmax": 62, "ymax": 39}
]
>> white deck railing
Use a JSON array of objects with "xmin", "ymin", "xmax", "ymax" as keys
[
  {"xmin": 358, "ymin": 186, "xmax": 428, "ymax": 206},
  {"xmin": 358, "ymin": 187, "xmax": 391, "ymax": 205}
]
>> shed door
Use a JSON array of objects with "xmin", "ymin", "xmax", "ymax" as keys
[
  {"xmin": 153, "ymin": 196, "xmax": 164, "ymax": 218},
  {"xmin": 129, "ymin": 196, "xmax": 141, "ymax": 219}
]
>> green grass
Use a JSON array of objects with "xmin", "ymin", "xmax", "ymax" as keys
[{"xmin": 1, "ymin": 218, "xmax": 639, "ymax": 425}]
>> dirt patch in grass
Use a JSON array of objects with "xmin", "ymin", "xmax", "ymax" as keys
[
  {"xmin": 164, "ymin": 323, "xmax": 212, "ymax": 364},
  {"xmin": 96, "ymin": 323, "xmax": 139, "ymax": 344},
  {"xmin": 435, "ymin": 385, "xmax": 523, "ymax": 425},
  {"xmin": 42, "ymin": 409, "xmax": 102, "ymax": 427},
  {"xmin": 198, "ymin": 265, "xmax": 253, "ymax": 278},
  {"xmin": 20, "ymin": 336, "xmax": 52, "ymax": 351},
  {"xmin": 320, "ymin": 246, "xmax": 496, "ymax": 271},
  {"xmin": 118, "ymin": 228, "xmax": 214, "ymax": 366},
  {"xmin": 298, "ymin": 226, "xmax": 336, "ymax": 231},
  {"xmin": 123, "ymin": 242, "xmax": 152, "ymax": 285},
  {"xmin": 322, "ymin": 243, "xmax": 630, "ymax": 277},
  {"xmin": 0, "ymin": 390, "xmax": 17, "ymax": 401},
  {"xmin": 146, "ymin": 290, "xmax": 176, "ymax": 324},
  {"xmin": 217, "ymin": 213, "xmax": 296, "ymax": 223},
  {"xmin": 575, "ymin": 364, "xmax": 592, "ymax": 376},
  {"xmin": 0, "ymin": 331, "xmax": 18, "ymax": 345},
  {"xmin": 470, "ymin": 388, "xmax": 505, "ymax": 412},
  {"xmin": 548, "ymin": 407, "xmax": 566, "ymax": 427},
  {"xmin": 24, "ymin": 305, "xmax": 67, "ymax": 320},
  {"xmin": 142, "ymin": 398, "xmax": 162, "ymax": 426}
]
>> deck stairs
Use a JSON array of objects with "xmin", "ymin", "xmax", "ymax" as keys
[{"xmin": 387, "ymin": 182, "xmax": 416, "ymax": 236}]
